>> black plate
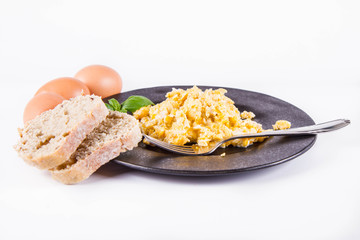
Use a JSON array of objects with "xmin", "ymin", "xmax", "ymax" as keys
[{"xmin": 105, "ymin": 86, "xmax": 316, "ymax": 176}]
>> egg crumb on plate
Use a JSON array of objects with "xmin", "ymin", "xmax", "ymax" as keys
[
  {"xmin": 134, "ymin": 86, "xmax": 291, "ymax": 149},
  {"xmin": 273, "ymin": 120, "xmax": 292, "ymax": 130}
]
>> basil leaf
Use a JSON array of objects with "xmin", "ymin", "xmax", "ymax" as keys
[
  {"xmin": 104, "ymin": 96, "xmax": 153, "ymax": 114},
  {"xmin": 108, "ymin": 98, "xmax": 121, "ymax": 111},
  {"xmin": 118, "ymin": 107, "xmax": 127, "ymax": 113},
  {"xmin": 105, "ymin": 103, "xmax": 115, "ymax": 111},
  {"xmin": 121, "ymin": 95, "xmax": 154, "ymax": 113}
]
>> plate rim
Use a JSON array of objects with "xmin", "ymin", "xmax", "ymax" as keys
[{"xmin": 113, "ymin": 135, "xmax": 316, "ymax": 176}]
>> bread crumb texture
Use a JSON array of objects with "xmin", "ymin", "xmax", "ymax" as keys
[
  {"xmin": 51, "ymin": 111, "xmax": 142, "ymax": 184},
  {"xmin": 14, "ymin": 95, "xmax": 108, "ymax": 169}
]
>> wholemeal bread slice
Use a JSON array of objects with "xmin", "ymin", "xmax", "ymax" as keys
[
  {"xmin": 50, "ymin": 111, "xmax": 142, "ymax": 184},
  {"xmin": 15, "ymin": 95, "xmax": 109, "ymax": 169}
]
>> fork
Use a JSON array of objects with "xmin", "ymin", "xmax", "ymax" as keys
[{"xmin": 142, "ymin": 119, "xmax": 350, "ymax": 156}]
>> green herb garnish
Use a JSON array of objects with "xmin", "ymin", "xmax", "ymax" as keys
[
  {"xmin": 121, "ymin": 96, "xmax": 154, "ymax": 113},
  {"xmin": 105, "ymin": 95, "xmax": 154, "ymax": 113},
  {"xmin": 105, "ymin": 98, "xmax": 124, "ymax": 112}
]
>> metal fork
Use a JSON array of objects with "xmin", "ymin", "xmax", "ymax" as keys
[{"xmin": 142, "ymin": 119, "xmax": 350, "ymax": 156}]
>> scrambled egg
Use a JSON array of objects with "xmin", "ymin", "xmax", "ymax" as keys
[
  {"xmin": 134, "ymin": 86, "xmax": 291, "ymax": 149},
  {"xmin": 273, "ymin": 120, "xmax": 292, "ymax": 130}
]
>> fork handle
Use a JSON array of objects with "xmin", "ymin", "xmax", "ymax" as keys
[{"xmin": 228, "ymin": 119, "xmax": 350, "ymax": 140}]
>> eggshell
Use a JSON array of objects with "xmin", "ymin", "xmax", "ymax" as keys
[
  {"xmin": 23, "ymin": 92, "xmax": 65, "ymax": 123},
  {"xmin": 74, "ymin": 65, "xmax": 122, "ymax": 98},
  {"xmin": 35, "ymin": 77, "xmax": 90, "ymax": 100}
]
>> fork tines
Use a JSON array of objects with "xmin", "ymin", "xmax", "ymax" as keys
[{"xmin": 143, "ymin": 135, "xmax": 196, "ymax": 155}]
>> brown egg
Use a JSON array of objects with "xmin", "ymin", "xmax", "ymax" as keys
[
  {"xmin": 23, "ymin": 92, "xmax": 65, "ymax": 123},
  {"xmin": 74, "ymin": 65, "xmax": 122, "ymax": 98},
  {"xmin": 35, "ymin": 77, "xmax": 90, "ymax": 100}
]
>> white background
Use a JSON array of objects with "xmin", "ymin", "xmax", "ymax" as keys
[{"xmin": 1, "ymin": 1, "xmax": 359, "ymax": 239}]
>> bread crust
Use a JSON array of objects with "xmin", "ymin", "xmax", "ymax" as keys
[
  {"xmin": 16, "ymin": 96, "xmax": 109, "ymax": 170},
  {"xmin": 50, "ymin": 114, "xmax": 142, "ymax": 184}
]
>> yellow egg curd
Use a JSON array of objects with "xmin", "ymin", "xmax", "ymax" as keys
[{"xmin": 134, "ymin": 86, "xmax": 291, "ymax": 149}]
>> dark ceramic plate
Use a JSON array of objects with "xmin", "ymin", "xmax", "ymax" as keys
[{"xmin": 105, "ymin": 86, "xmax": 316, "ymax": 176}]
